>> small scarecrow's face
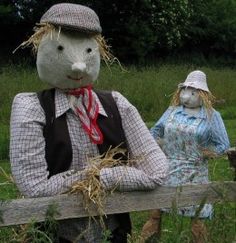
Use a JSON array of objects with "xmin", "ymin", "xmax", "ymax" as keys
[
  {"xmin": 180, "ymin": 87, "xmax": 202, "ymax": 108},
  {"xmin": 36, "ymin": 29, "xmax": 100, "ymax": 89}
]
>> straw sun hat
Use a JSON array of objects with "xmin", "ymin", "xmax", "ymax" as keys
[{"xmin": 178, "ymin": 70, "xmax": 210, "ymax": 92}]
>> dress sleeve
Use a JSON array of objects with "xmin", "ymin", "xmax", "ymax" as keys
[
  {"xmin": 99, "ymin": 92, "xmax": 168, "ymax": 192},
  {"xmin": 150, "ymin": 107, "xmax": 173, "ymax": 139},
  {"xmin": 209, "ymin": 110, "xmax": 230, "ymax": 154},
  {"xmin": 10, "ymin": 93, "xmax": 88, "ymax": 198}
]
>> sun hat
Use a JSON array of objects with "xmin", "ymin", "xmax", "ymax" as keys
[
  {"xmin": 178, "ymin": 70, "xmax": 210, "ymax": 92},
  {"xmin": 40, "ymin": 3, "xmax": 102, "ymax": 34}
]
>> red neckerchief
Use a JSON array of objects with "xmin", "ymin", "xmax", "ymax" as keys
[{"xmin": 68, "ymin": 85, "xmax": 103, "ymax": 144}]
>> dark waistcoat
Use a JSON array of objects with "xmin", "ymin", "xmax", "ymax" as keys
[{"xmin": 37, "ymin": 88, "xmax": 131, "ymax": 242}]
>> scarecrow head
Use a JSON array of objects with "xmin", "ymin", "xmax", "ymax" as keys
[
  {"xmin": 171, "ymin": 70, "xmax": 215, "ymax": 110},
  {"xmin": 18, "ymin": 3, "xmax": 112, "ymax": 90}
]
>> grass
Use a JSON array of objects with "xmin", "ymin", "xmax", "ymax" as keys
[
  {"xmin": 0, "ymin": 63, "xmax": 236, "ymax": 242},
  {"xmin": 0, "ymin": 160, "xmax": 19, "ymax": 200}
]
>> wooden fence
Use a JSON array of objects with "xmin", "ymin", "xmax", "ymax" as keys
[{"xmin": 0, "ymin": 181, "xmax": 235, "ymax": 227}]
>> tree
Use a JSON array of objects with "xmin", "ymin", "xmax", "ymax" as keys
[
  {"xmin": 151, "ymin": 0, "xmax": 191, "ymax": 52},
  {"xmin": 183, "ymin": 0, "xmax": 236, "ymax": 57},
  {"xmin": 1, "ymin": 0, "xmax": 236, "ymax": 63}
]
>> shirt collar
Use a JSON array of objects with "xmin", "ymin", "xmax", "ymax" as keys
[
  {"xmin": 175, "ymin": 105, "xmax": 207, "ymax": 119},
  {"xmin": 54, "ymin": 89, "xmax": 108, "ymax": 118}
]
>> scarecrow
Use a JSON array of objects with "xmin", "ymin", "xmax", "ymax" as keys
[
  {"xmin": 141, "ymin": 70, "xmax": 230, "ymax": 243},
  {"xmin": 10, "ymin": 3, "xmax": 168, "ymax": 243}
]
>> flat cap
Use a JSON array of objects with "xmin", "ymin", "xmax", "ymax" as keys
[{"xmin": 40, "ymin": 3, "xmax": 102, "ymax": 34}]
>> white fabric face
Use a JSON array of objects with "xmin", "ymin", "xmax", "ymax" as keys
[
  {"xmin": 36, "ymin": 30, "xmax": 100, "ymax": 89},
  {"xmin": 180, "ymin": 87, "xmax": 202, "ymax": 108}
]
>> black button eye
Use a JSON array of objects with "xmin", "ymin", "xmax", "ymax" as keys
[
  {"xmin": 86, "ymin": 48, "xmax": 92, "ymax": 53},
  {"xmin": 57, "ymin": 45, "xmax": 64, "ymax": 51}
]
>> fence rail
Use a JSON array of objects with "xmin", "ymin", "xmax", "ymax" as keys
[{"xmin": 0, "ymin": 181, "xmax": 235, "ymax": 227}]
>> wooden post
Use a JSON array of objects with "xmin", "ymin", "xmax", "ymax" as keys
[{"xmin": 227, "ymin": 147, "xmax": 236, "ymax": 181}]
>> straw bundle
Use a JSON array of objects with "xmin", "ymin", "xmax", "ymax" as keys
[{"xmin": 70, "ymin": 146, "xmax": 132, "ymax": 227}]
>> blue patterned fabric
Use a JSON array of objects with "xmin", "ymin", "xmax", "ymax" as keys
[{"xmin": 151, "ymin": 105, "xmax": 230, "ymax": 218}]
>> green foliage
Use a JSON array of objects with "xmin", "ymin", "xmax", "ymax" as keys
[
  {"xmin": 207, "ymin": 202, "xmax": 236, "ymax": 243},
  {"xmin": 151, "ymin": 0, "xmax": 191, "ymax": 50},
  {"xmin": 0, "ymin": 5, "xmax": 12, "ymax": 15},
  {"xmin": 42, "ymin": 204, "xmax": 60, "ymax": 242},
  {"xmin": 1, "ymin": 0, "xmax": 236, "ymax": 63},
  {"xmin": 0, "ymin": 125, "xmax": 9, "ymax": 160},
  {"xmin": 0, "ymin": 161, "xmax": 19, "ymax": 199},
  {"xmin": 185, "ymin": 0, "xmax": 236, "ymax": 56},
  {"xmin": 0, "ymin": 1, "xmax": 16, "ymax": 24},
  {"xmin": 161, "ymin": 213, "xmax": 191, "ymax": 243},
  {"xmin": 11, "ymin": 222, "xmax": 54, "ymax": 243},
  {"xmin": 0, "ymin": 63, "xmax": 48, "ymax": 124},
  {"xmin": 0, "ymin": 200, "xmax": 60, "ymax": 242},
  {"xmin": 101, "ymin": 229, "xmax": 112, "ymax": 243}
]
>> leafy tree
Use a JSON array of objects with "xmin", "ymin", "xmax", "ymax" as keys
[
  {"xmin": 151, "ymin": 0, "xmax": 191, "ymax": 51},
  {"xmin": 184, "ymin": 0, "xmax": 236, "ymax": 57},
  {"xmin": 95, "ymin": 0, "xmax": 157, "ymax": 62},
  {"xmin": 1, "ymin": 0, "xmax": 236, "ymax": 63},
  {"xmin": 0, "ymin": 1, "xmax": 16, "ymax": 22},
  {"xmin": 0, "ymin": 1, "xmax": 22, "ymax": 61}
]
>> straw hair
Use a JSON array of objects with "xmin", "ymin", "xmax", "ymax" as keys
[
  {"xmin": 170, "ymin": 88, "xmax": 182, "ymax": 107},
  {"xmin": 198, "ymin": 90, "xmax": 216, "ymax": 110},
  {"xmin": 13, "ymin": 23, "xmax": 55, "ymax": 54},
  {"xmin": 94, "ymin": 34, "xmax": 117, "ymax": 65}
]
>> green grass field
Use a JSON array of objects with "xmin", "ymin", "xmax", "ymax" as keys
[{"xmin": 0, "ymin": 63, "xmax": 235, "ymax": 242}]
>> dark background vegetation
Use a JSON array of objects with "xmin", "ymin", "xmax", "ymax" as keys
[{"xmin": 1, "ymin": 0, "xmax": 236, "ymax": 66}]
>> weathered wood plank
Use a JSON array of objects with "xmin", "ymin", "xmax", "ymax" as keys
[{"xmin": 0, "ymin": 181, "xmax": 235, "ymax": 227}]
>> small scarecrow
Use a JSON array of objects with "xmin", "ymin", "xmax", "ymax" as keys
[
  {"xmin": 141, "ymin": 70, "xmax": 230, "ymax": 243},
  {"xmin": 10, "ymin": 3, "xmax": 168, "ymax": 242}
]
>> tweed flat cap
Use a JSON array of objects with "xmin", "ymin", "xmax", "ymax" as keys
[{"xmin": 40, "ymin": 3, "xmax": 102, "ymax": 34}]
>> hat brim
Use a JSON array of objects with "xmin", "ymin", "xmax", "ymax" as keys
[{"xmin": 178, "ymin": 83, "xmax": 210, "ymax": 92}]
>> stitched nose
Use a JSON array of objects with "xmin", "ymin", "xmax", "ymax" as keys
[{"xmin": 72, "ymin": 62, "xmax": 87, "ymax": 72}]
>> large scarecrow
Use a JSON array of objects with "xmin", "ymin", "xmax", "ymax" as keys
[
  {"xmin": 10, "ymin": 3, "xmax": 168, "ymax": 243},
  {"xmin": 141, "ymin": 70, "xmax": 230, "ymax": 243}
]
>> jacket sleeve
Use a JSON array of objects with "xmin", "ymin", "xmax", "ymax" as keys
[
  {"xmin": 150, "ymin": 107, "xmax": 173, "ymax": 140},
  {"xmin": 99, "ymin": 92, "xmax": 168, "ymax": 192},
  {"xmin": 10, "ymin": 93, "xmax": 88, "ymax": 198},
  {"xmin": 209, "ymin": 110, "xmax": 230, "ymax": 154}
]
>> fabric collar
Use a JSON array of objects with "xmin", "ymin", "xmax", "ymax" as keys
[
  {"xmin": 54, "ymin": 89, "xmax": 108, "ymax": 118},
  {"xmin": 175, "ymin": 105, "xmax": 207, "ymax": 119}
]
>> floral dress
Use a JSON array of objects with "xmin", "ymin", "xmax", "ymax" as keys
[{"xmin": 151, "ymin": 106, "xmax": 230, "ymax": 218}]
